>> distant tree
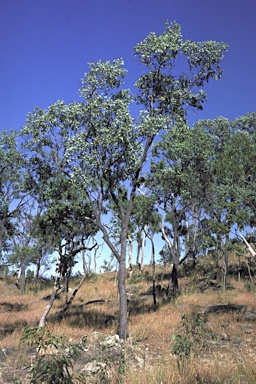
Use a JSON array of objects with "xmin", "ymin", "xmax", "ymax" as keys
[
  {"xmin": 193, "ymin": 115, "xmax": 256, "ymax": 289},
  {"xmin": 196, "ymin": 117, "xmax": 254, "ymax": 250},
  {"xmin": 21, "ymin": 21, "xmax": 227, "ymax": 338},
  {"xmin": 8, "ymin": 205, "xmax": 38, "ymax": 294},
  {"xmin": 21, "ymin": 114, "xmax": 98, "ymax": 323},
  {"xmin": 0, "ymin": 130, "xmax": 29, "ymax": 263},
  {"xmin": 230, "ymin": 113, "xmax": 256, "ymax": 226},
  {"xmin": 147, "ymin": 122, "xmax": 213, "ymax": 296}
]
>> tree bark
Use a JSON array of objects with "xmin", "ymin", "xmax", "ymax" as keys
[
  {"xmin": 140, "ymin": 226, "xmax": 146, "ymax": 271},
  {"xmin": 136, "ymin": 233, "xmax": 141, "ymax": 266},
  {"xmin": 167, "ymin": 262, "xmax": 179, "ymax": 298},
  {"xmin": 161, "ymin": 223, "xmax": 180, "ymax": 298},
  {"xmin": 20, "ymin": 260, "xmax": 26, "ymax": 295},
  {"xmin": 39, "ymin": 282, "xmax": 61, "ymax": 328},
  {"xmin": 0, "ymin": 221, "xmax": 4, "ymax": 261},
  {"xmin": 148, "ymin": 234, "xmax": 157, "ymax": 309},
  {"xmin": 57, "ymin": 273, "xmax": 87, "ymax": 321},
  {"xmin": 239, "ymin": 233, "xmax": 256, "ymax": 258},
  {"xmin": 128, "ymin": 234, "xmax": 133, "ymax": 272},
  {"xmin": 34, "ymin": 249, "xmax": 42, "ymax": 294},
  {"xmin": 118, "ymin": 234, "xmax": 128, "ymax": 339}
]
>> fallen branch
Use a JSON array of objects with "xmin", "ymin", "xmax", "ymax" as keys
[{"xmin": 80, "ymin": 299, "xmax": 106, "ymax": 307}]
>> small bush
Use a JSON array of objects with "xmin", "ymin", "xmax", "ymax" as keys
[
  {"xmin": 171, "ymin": 313, "xmax": 218, "ymax": 358},
  {"xmin": 20, "ymin": 326, "xmax": 86, "ymax": 384}
]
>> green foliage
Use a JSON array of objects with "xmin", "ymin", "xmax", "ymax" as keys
[
  {"xmin": 26, "ymin": 269, "xmax": 34, "ymax": 278},
  {"xmin": 0, "ymin": 130, "xmax": 28, "ymax": 257},
  {"xmin": 171, "ymin": 313, "xmax": 218, "ymax": 358},
  {"xmin": 20, "ymin": 21, "xmax": 229, "ymax": 339},
  {"xmin": 128, "ymin": 271, "xmax": 145, "ymax": 284},
  {"xmin": 20, "ymin": 326, "xmax": 86, "ymax": 384},
  {"xmin": 134, "ymin": 21, "xmax": 227, "ymax": 119}
]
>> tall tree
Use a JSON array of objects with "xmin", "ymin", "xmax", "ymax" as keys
[{"xmin": 21, "ymin": 21, "xmax": 227, "ymax": 339}]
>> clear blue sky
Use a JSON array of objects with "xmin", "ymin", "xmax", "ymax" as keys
[{"xmin": 1, "ymin": 0, "xmax": 256, "ymax": 133}]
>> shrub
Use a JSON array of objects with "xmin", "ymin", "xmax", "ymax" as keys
[
  {"xmin": 20, "ymin": 326, "xmax": 86, "ymax": 384},
  {"xmin": 171, "ymin": 313, "xmax": 218, "ymax": 358}
]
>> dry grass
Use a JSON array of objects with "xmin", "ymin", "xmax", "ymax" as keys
[{"xmin": 0, "ymin": 263, "xmax": 256, "ymax": 383}]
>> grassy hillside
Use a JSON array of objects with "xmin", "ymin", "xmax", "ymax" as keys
[{"xmin": 0, "ymin": 255, "xmax": 256, "ymax": 383}]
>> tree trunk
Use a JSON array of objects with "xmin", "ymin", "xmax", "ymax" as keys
[
  {"xmin": 57, "ymin": 273, "xmax": 87, "ymax": 321},
  {"xmin": 161, "ymin": 223, "xmax": 180, "ymax": 298},
  {"xmin": 136, "ymin": 233, "xmax": 141, "ymax": 266},
  {"xmin": 128, "ymin": 235, "xmax": 133, "ymax": 274},
  {"xmin": 239, "ymin": 233, "xmax": 256, "ymax": 258},
  {"xmin": 118, "ymin": 233, "xmax": 128, "ymax": 340},
  {"xmin": 39, "ymin": 282, "xmax": 61, "ymax": 328},
  {"xmin": 0, "ymin": 221, "xmax": 4, "ymax": 261},
  {"xmin": 34, "ymin": 250, "xmax": 42, "ymax": 294},
  {"xmin": 38, "ymin": 244, "xmax": 63, "ymax": 328},
  {"xmin": 20, "ymin": 261, "xmax": 26, "ymax": 295},
  {"xmin": 149, "ymin": 234, "xmax": 157, "ymax": 309},
  {"xmin": 222, "ymin": 251, "xmax": 228, "ymax": 292},
  {"xmin": 140, "ymin": 225, "xmax": 146, "ymax": 271},
  {"xmin": 167, "ymin": 262, "xmax": 179, "ymax": 298}
]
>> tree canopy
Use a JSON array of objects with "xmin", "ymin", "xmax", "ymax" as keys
[{"xmin": 4, "ymin": 21, "xmax": 256, "ymax": 340}]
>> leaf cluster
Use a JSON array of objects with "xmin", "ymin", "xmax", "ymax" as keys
[
  {"xmin": 171, "ymin": 313, "xmax": 218, "ymax": 358},
  {"xmin": 20, "ymin": 326, "xmax": 85, "ymax": 384}
]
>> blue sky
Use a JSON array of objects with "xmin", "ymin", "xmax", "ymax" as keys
[{"xmin": 1, "ymin": 0, "xmax": 256, "ymax": 134}]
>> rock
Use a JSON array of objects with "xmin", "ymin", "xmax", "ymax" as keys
[
  {"xmin": 6, "ymin": 284, "xmax": 19, "ymax": 290},
  {"xmin": 244, "ymin": 312, "xmax": 256, "ymax": 322},
  {"xmin": 239, "ymin": 324, "xmax": 253, "ymax": 331},
  {"xmin": 82, "ymin": 361, "xmax": 108, "ymax": 377},
  {"xmin": 203, "ymin": 303, "xmax": 247, "ymax": 315},
  {"xmin": 100, "ymin": 334, "xmax": 121, "ymax": 348},
  {"xmin": 146, "ymin": 284, "xmax": 161, "ymax": 295}
]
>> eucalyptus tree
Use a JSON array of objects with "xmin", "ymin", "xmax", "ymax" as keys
[
  {"xmin": 230, "ymin": 113, "xmax": 256, "ymax": 226},
  {"xmin": 8, "ymin": 208, "xmax": 38, "ymax": 294},
  {"xmin": 21, "ymin": 21, "xmax": 227, "ymax": 338},
  {"xmin": 0, "ymin": 130, "xmax": 30, "ymax": 263},
  {"xmin": 21, "ymin": 107, "xmax": 98, "ymax": 323},
  {"xmin": 192, "ymin": 115, "xmax": 256, "ymax": 289},
  {"xmin": 196, "ymin": 117, "xmax": 254, "ymax": 251},
  {"xmin": 147, "ymin": 122, "xmax": 214, "ymax": 295}
]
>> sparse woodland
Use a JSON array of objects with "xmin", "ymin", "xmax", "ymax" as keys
[{"xmin": 1, "ymin": 21, "xmax": 256, "ymax": 383}]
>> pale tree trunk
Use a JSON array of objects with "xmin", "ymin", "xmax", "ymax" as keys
[
  {"xmin": 161, "ymin": 222, "xmax": 180, "ymax": 298},
  {"xmin": 118, "ymin": 231, "xmax": 128, "ymax": 339},
  {"xmin": 57, "ymin": 244, "xmax": 98, "ymax": 321},
  {"xmin": 222, "ymin": 251, "xmax": 228, "ymax": 292},
  {"xmin": 140, "ymin": 225, "xmax": 147, "ymax": 271},
  {"xmin": 99, "ymin": 222, "xmax": 128, "ymax": 339},
  {"xmin": 148, "ymin": 233, "xmax": 157, "ymax": 309},
  {"xmin": 239, "ymin": 233, "xmax": 256, "ymax": 258},
  {"xmin": 38, "ymin": 245, "xmax": 62, "ymax": 328},
  {"xmin": 0, "ymin": 221, "xmax": 4, "ymax": 261},
  {"xmin": 39, "ymin": 282, "xmax": 61, "ymax": 328},
  {"xmin": 34, "ymin": 248, "xmax": 42, "ymax": 294},
  {"xmin": 20, "ymin": 260, "xmax": 26, "ymax": 295},
  {"xmin": 57, "ymin": 274, "xmax": 87, "ymax": 321},
  {"xmin": 136, "ymin": 233, "xmax": 141, "ymax": 266},
  {"xmin": 128, "ymin": 235, "xmax": 133, "ymax": 276}
]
